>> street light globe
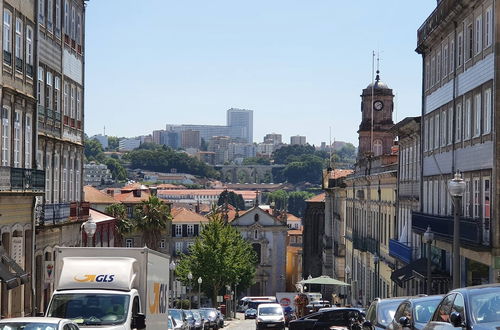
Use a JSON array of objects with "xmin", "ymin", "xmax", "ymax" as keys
[
  {"xmin": 448, "ymin": 171, "xmax": 466, "ymax": 197},
  {"xmin": 345, "ymin": 265, "xmax": 351, "ymax": 275},
  {"xmin": 198, "ymin": 277, "xmax": 202, "ymax": 284},
  {"xmin": 373, "ymin": 254, "xmax": 380, "ymax": 264},
  {"xmin": 188, "ymin": 272, "xmax": 193, "ymax": 280},
  {"xmin": 423, "ymin": 226, "xmax": 434, "ymax": 243},
  {"xmin": 303, "ymin": 286, "xmax": 307, "ymax": 291},
  {"xmin": 307, "ymin": 274, "xmax": 312, "ymax": 280},
  {"xmin": 83, "ymin": 216, "xmax": 97, "ymax": 237},
  {"xmin": 169, "ymin": 261, "xmax": 176, "ymax": 271}
]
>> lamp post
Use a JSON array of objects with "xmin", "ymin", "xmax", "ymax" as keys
[
  {"xmin": 197, "ymin": 277, "xmax": 202, "ymax": 308},
  {"xmin": 169, "ymin": 261, "xmax": 176, "ymax": 307},
  {"xmin": 345, "ymin": 265, "xmax": 351, "ymax": 306},
  {"xmin": 233, "ymin": 279, "xmax": 239, "ymax": 319},
  {"xmin": 83, "ymin": 215, "xmax": 96, "ymax": 247},
  {"xmin": 187, "ymin": 272, "xmax": 193, "ymax": 309},
  {"xmin": 373, "ymin": 254, "xmax": 380, "ymax": 299},
  {"xmin": 448, "ymin": 171, "xmax": 466, "ymax": 289},
  {"xmin": 423, "ymin": 226, "xmax": 434, "ymax": 294}
]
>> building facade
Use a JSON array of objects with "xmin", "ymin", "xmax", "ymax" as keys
[
  {"xmin": 290, "ymin": 135, "xmax": 306, "ymax": 146},
  {"xmin": 83, "ymin": 162, "xmax": 112, "ymax": 186},
  {"xmin": 415, "ymin": 0, "xmax": 499, "ymax": 288},
  {"xmin": 170, "ymin": 207, "xmax": 208, "ymax": 258},
  {"xmin": 227, "ymin": 108, "xmax": 253, "ymax": 143},
  {"xmin": 302, "ymin": 193, "xmax": 325, "ymax": 280}
]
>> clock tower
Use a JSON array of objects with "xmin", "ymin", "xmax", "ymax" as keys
[{"xmin": 358, "ymin": 70, "xmax": 395, "ymax": 159}]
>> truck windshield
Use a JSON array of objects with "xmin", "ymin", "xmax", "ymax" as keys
[{"xmin": 47, "ymin": 293, "xmax": 130, "ymax": 326}]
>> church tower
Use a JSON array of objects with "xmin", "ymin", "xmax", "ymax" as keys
[{"xmin": 358, "ymin": 70, "xmax": 395, "ymax": 159}]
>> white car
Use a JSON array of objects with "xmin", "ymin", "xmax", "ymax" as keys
[
  {"xmin": 0, "ymin": 317, "xmax": 79, "ymax": 330},
  {"xmin": 256, "ymin": 303, "xmax": 285, "ymax": 330}
]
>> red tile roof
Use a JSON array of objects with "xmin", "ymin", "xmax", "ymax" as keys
[
  {"xmin": 328, "ymin": 169, "xmax": 354, "ymax": 179},
  {"xmin": 306, "ymin": 193, "xmax": 325, "ymax": 203},
  {"xmin": 84, "ymin": 186, "xmax": 117, "ymax": 204},
  {"xmin": 171, "ymin": 207, "xmax": 208, "ymax": 224}
]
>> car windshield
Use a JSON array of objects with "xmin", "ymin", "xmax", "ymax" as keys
[
  {"xmin": 47, "ymin": 293, "xmax": 130, "ymax": 326},
  {"xmin": 192, "ymin": 311, "xmax": 202, "ymax": 321},
  {"xmin": 169, "ymin": 310, "xmax": 183, "ymax": 323},
  {"xmin": 470, "ymin": 287, "xmax": 500, "ymax": 324},
  {"xmin": 377, "ymin": 300, "xmax": 403, "ymax": 327},
  {"xmin": 0, "ymin": 323, "xmax": 59, "ymax": 330},
  {"xmin": 259, "ymin": 307, "xmax": 282, "ymax": 316},
  {"xmin": 414, "ymin": 299, "xmax": 442, "ymax": 323}
]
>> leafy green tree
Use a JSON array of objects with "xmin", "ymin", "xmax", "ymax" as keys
[
  {"xmin": 217, "ymin": 190, "xmax": 245, "ymax": 210},
  {"xmin": 84, "ymin": 138, "xmax": 104, "ymax": 161},
  {"xmin": 287, "ymin": 191, "xmax": 315, "ymax": 217},
  {"xmin": 105, "ymin": 203, "xmax": 133, "ymax": 247},
  {"xmin": 134, "ymin": 196, "xmax": 172, "ymax": 251},
  {"xmin": 200, "ymin": 138, "xmax": 208, "ymax": 151},
  {"xmin": 175, "ymin": 211, "xmax": 256, "ymax": 306},
  {"xmin": 105, "ymin": 158, "xmax": 128, "ymax": 181},
  {"xmin": 267, "ymin": 190, "xmax": 288, "ymax": 210},
  {"xmin": 282, "ymin": 155, "xmax": 323, "ymax": 184},
  {"xmin": 242, "ymin": 157, "xmax": 271, "ymax": 165},
  {"xmin": 272, "ymin": 144, "xmax": 316, "ymax": 164},
  {"xmin": 107, "ymin": 136, "xmax": 120, "ymax": 151}
]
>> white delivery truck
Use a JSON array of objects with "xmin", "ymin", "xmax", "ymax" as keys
[{"xmin": 45, "ymin": 247, "xmax": 170, "ymax": 330}]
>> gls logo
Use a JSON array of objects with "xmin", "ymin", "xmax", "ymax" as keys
[
  {"xmin": 148, "ymin": 282, "xmax": 168, "ymax": 314},
  {"xmin": 74, "ymin": 274, "xmax": 115, "ymax": 283}
]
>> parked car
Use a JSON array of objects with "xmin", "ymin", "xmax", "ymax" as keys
[
  {"xmin": 289, "ymin": 307, "xmax": 364, "ymax": 330},
  {"xmin": 423, "ymin": 284, "xmax": 500, "ymax": 329},
  {"xmin": 191, "ymin": 310, "xmax": 205, "ymax": 330},
  {"xmin": 245, "ymin": 308, "xmax": 257, "ymax": 319},
  {"xmin": 169, "ymin": 316, "xmax": 178, "ymax": 330},
  {"xmin": 170, "ymin": 309, "xmax": 189, "ymax": 330},
  {"xmin": 0, "ymin": 317, "xmax": 80, "ymax": 330},
  {"xmin": 184, "ymin": 310, "xmax": 197, "ymax": 330},
  {"xmin": 256, "ymin": 303, "xmax": 285, "ymax": 330},
  {"xmin": 386, "ymin": 295, "xmax": 443, "ymax": 330},
  {"xmin": 364, "ymin": 297, "xmax": 408, "ymax": 329},
  {"xmin": 199, "ymin": 308, "xmax": 219, "ymax": 330},
  {"xmin": 216, "ymin": 310, "xmax": 224, "ymax": 328}
]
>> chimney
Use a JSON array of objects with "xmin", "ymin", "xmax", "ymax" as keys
[{"xmin": 106, "ymin": 189, "xmax": 114, "ymax": 197}]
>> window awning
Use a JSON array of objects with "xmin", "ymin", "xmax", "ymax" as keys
[{"xmin": 0, "ymin": 248, "xmax": 30, "ymax": 290}]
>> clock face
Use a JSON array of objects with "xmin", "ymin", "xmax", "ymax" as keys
[{"xmin": 373, "ymin": 100, "xmax": 384, "ymax": 111}]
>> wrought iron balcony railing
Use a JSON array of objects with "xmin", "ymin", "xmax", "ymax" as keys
[{"xmin": 0, "ymin": 167, "xmax": 45, "ymax": 192}]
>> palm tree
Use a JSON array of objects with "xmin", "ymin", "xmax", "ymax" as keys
[
  {"xmin": 105, "ymin": 203, "xmax": 133, "ymax": 247},
  {"xmin": 134, "ymin": 195, "xmax": 171, "ymax": 251}
]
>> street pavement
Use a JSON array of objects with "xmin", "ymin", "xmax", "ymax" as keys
[{"xmin": 224, "ymin": 313, "xmax": 288, "ymax": 329}]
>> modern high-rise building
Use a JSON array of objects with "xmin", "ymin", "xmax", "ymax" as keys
[
  {"xmin": 181, "ymin": 129, "xmax": 200, "ymax": 149},
  {"xmin": 264, "ymin": 133, "xmax": 282, "ymax": 145},
  {"xmin": 227, "ymin": 108, "xmax": 253, "ymax": 143},
  {"xmin": 290, "ymin": 135, "xmax": 307, "ymax": 146}
]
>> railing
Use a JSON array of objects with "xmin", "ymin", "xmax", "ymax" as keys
[
  {"xmin": 38, "ymin": 105, "xmax": 45, "ymax": 118},
  {"xmin": 366, "ymin": 237, "xmax": 378, "ymax": 254},
  {"xmin": 352, "ymin": 233, "xmax": 367, "ymax": 252},
  {"xmin": 389, "ymin": 239, "xmax": 412, "ymax": 264},
  {"xmin": 41, "ymin": 201, "xmax": 90, "ymax": 226},
  {"xmin": 412, "ymin": 212, "xmax": 488, "ymax": 247},
  {"xmin": 3, "ymin": 50, "xmax": 11, "ymax": 65},
  {"xmin": 15, "ymin": 57, "xmax": 23, "ymax": 72},
  {"xmin": 26, "ymin": 64, "xmax": 33, "ymax": 77},
  {"xmin": 0, "ymin": 167, "xmax": 45, "ymax": 192}
]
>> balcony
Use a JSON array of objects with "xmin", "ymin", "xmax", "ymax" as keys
[
  {"xmin": 366, "ymin": 237, "xmax": 378, "ymax": 254},
  {"xmin": 38, "ymin": 105, "xmax": 45, "ymax": 118},
  {"xmin": 389, "ymin": 239, "xmax": 412, "ymax": 264},
  {"xmin": 352, "ymin": 233, "xmax": 367, "ymax": 252},
  {"xmin": 412, "ymin": 212, "xmax": 489, "ymax": 248},
  {"xmin": 40, "ymin": 201, "xmax": 90, "ymax": 226},
  {"xmin": 0, "ymin": 167, "xmax": 45, "ymax": 192},
  {"xmin": 3, "ymin": 50, "xmax": 11, "ymax": 65},
  {"xmin": 15, "ymin": 57, "xmax": 22, "ymax": 72}
]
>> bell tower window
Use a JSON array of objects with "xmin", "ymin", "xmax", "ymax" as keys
[{"xmin": 373, "ymin": 139, "xmax": 383, "ymax": 156}]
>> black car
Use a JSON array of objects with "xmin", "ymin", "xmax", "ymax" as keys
[
  {"xmin": 245, "ymin": 308, "xmax": 257, "ymax": 319},
  {"xmin": 199, "ymin": 308, "xmax": 219, "ymax": 330},
  {"xmin": 364, "ymin": 297, "xmax": 408, "ymax": 330},
  {"xmin": 423, "ymin": 284, "xmax": 500, "ymax": 329},
  {"xmin": 386, "ymin": 295, "xmax": 443, "ymax": 330},
  {"xmin": 289, "ymin": 307, "xmax": 364, "ymax": 330}
]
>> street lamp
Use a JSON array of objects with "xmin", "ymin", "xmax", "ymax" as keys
[
  {"xmin": 83, "ymin": 215, "xmax": 96, "ymax": 247},
  {"xmin": 448, "ymin": 171, "xmax": 466, "ymax": 289},
  {"xmin": 169, "ymin": 261, "xmax": 176, "ymax": 307},
  {"xmin": 197, "ymin": 277, "xmax": 202, "ymax": 308},
  {"xmin": 345, "ymin": 265, "xmax": 351, "ymax": 306},
  {"xmin": 423, "ymin": 226, "xmax": 434, "ymax": 294},
  {"xmin": 188, "ymin": 272, "xmax": 193, "ymax": 309},
  {"xmin": 373, "ymin": 254, "xmax": 380, "ymax": 299}
]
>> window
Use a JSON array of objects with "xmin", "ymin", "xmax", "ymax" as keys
[
  {"xmin": 175, "ymin": 242, "xmax": 183, "ymax": 254},
  {"xmin": 254, "ymin": 229, "xmax": 258, "ymax": 240},
  {"xmin": 3, "ymin": 9, "xmax": 12, "ymax": 57},
  {"xmin": 26, "ymin": 26, "xmax": 33, "ymax": 76},
  {"xmin": 175, "ymin": 225, "xmax": 182, "ymax": 237},
  {"xmin": 423, "ymin": 181, "xmax": 429, "ymax": 213},
  {"xmin": 457, "ymin": 31, "xmax": 463, "ymax": 66},
  {"xmin": 45, "ymin": 152, "xmax": 52, "ymax": 203},
  {"xmin": 432, "ymin": 294, "xmax": 456, "ymax": 322},
  {"xmin": 430, "ymin": 56, "xmax": 435, "ymax": 86},
  {"xmin": 484, "ymin": 88, "xmax": 491, "ymax": 134},
  {"xmin": 436, "ymin": 51, "xmax": 441, "ymax": 82},
  {"xmin": 63, "ymin": 0, "xmax": 69, "ymax": 35},
  {"xmin": 187, "ymin": 242, "xmax": 194, "ymax": 250},
  {"xmin": 466, "ymin": 23, "xmax": 473, "ymax": 61},
  {"xmin": 464, "ymin": 98, "xmax": 471, "ymax": 140},
  {"xmin": 483, "ymin": 177, "xmax": 491, "ymax": 244},
  {"xmin": 473, "ymin": 178, "xmax": 480, "ymax": 218},
  {"xmin": 159, "ymin": 239, "xmax": 165, "ymax": 249},
  {"xmin": 75, "ymin": 157, "xmax": 80, "ymax": 201},
  {"xmin": 187, "ymin": 224, "xmax": 194, "ymax": 236},
  {"xmin": 425, "ymin": 60, "xmax": 430, "ymax": 90},
  {"xmin": 53, "ymin": 153, "xmax": 59, "ymax": 203},
  {"xmin": 15, "ymin": 18, "xmax": 22, "ymax": 63},
  {"xmin": 434, "ymin": 114, "xmax": 440, "ymax": 149},
  {"xmin": 429, "ymin": 116, "xmax": 434, "ymax": 149},
  {"xmin": 452, "ymin": 294, "xmax": 466, "ymax": 323},
  {"xmin": 455, "ymin": 103, "xmax": 462, "ymax": 142},
  {"xmin": 433, "ymin": 179, "xmax": 439, "ymax": 214},
  {"xmin": 474, "ymin": 93, "xmax": 481, "ymax": 137},
  {"xmin": 443, "ymin": 44, "xmax": 448, "ymax": 78},
  {"xmin": 55, "ymin": 0, "xmax": 61, "ymax": 36},
  {"xmin": 38, "ymin": 0, "xmax": 45, "ymax": 25},
  {"xmin": 76, "ymin": 88, "xmax": 81, "ymax": 120},
  {"xmin": 440, "ymin": 179, "xmax": 446, "ymax": 215},
  {"xmin": 441, "ymin": 110, "xmax": 447, "ymax": 147},
  {"xmin": 47, "ymin": 0, "xmax": 53, "ymax": 31},
  {"xmin": 424, "ymin": 118, "xmax": 429, "ymax": 151},
  {"xmin": 13, "ymin": 111, "xmax": 21, "ymax": 167},
  {"xmin": 475, "ymin": 15, "xmax": 482, "ymax": 54},
  {"xmin": 125, "ymin": 239, "xmax": 133, "ymax": 248},
  {"xmin": 76, "ymin": 13, "xmax": 81, "ymax": 44},
  {"xmin": 69, "ymin": 156, "xmax": 74, "ymax": 201},
  {"xmin": 62, "ymin": 155, "xmax": 67, "ymax": 201},
  {"xmin": 38, "ymin": 67, "xmax": 44, "ymax": 106},
  {"xmin": 70, "ymin": 5, "xmax": 75, "ymax": 40},
  {"xmin": 63, "ymin": 82, "xmax": 69, "ymax": 115},
  {"xmin": 46, "ymin": 71, "xmax": 53, "ymax": 109},
  {"xmin": 55, "ymin": 76, "xmax": 61, "ymax": 113},
  {"xmin": 373, "ymin": 139, "xmax": 383, "ymax": 156},
  {"xmin": 2, "ymin": 107, "xmax": 10, "ymax": 166},
  {"xmin": 448, "ymin": 107, "xmax": 453, "ymax": 145},
  {"xmin": 450, "ymin": 38, "xmax": 455, "ymax": 72},
  {"xmin": 24, "ymin": 114, "xmax": 31, "ymax": 168},
  {"xmin": 485, "ymin": 6, "xmax": 492, "ymax": 47},
  {"xmin": 464, "ymin": 178, "xmax": 471, "ymax": 217},
  {"xmin": 70, "ymin": 85, "xmax": 75, "ymax": 117}
]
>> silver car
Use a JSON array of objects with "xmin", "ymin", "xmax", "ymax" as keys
[{"xmin": 0, "ymin": 317, "xmax": 80, "ymax": 330}]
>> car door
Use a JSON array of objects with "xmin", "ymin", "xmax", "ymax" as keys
[
  {"xmin": 291, "ymin": 313, "xmax": 321, "ymax": 330},
  {"xmin": 388, "ymin": 302, "xmax": 408, "ymax": 330},
  {"xmin": 313, "ymin": 310, "xmax": 348, "ymax": 330},
  {"xmin": 424, "ymin": 294, "xmax": 456, "ymax": 330}
]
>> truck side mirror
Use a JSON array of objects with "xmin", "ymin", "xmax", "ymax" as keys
[{"xmin": 131, "ymin": 313, "xmax": 146, "ymax": 330}]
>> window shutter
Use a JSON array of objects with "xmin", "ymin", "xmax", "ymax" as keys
[
  {"xmin": 182, "ymin": 224, "xmax": 188, "ymax": 237},
  {"xmin": 194, "ymin": 225, "xmax": 199, "ymax": 236}
]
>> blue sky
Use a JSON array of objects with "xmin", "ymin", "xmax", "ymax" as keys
[{"xmin": 85, "ymin": 1, "xmax": 436, "ymax": 146}]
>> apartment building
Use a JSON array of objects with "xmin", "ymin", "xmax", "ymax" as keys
[{"xmin": 415, "ymin": 0, "xmax": 498, "ymax": 288}]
